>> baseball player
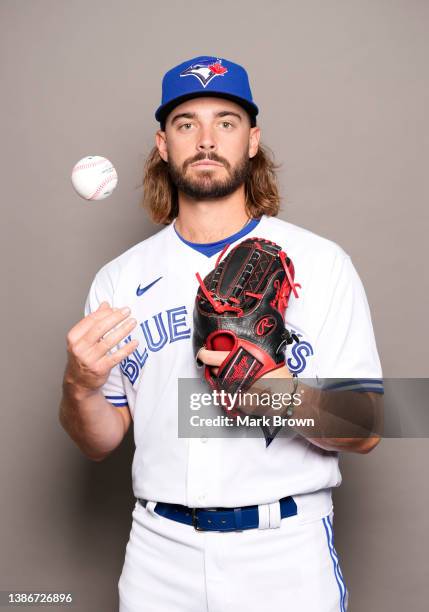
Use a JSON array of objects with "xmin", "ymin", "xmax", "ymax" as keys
[{"xmin": 60, "ymin": 56, "xmax": 383, "ymax": 611}]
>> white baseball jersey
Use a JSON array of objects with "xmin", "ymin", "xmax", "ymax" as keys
[{"xmin": 84, "ymin": 214, "xmax": 383, "ymax": 523}]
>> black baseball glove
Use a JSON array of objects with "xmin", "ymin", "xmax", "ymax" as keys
[{"xmin": 193, "ymin": 237, "xmax": 301, "ymax": 429}]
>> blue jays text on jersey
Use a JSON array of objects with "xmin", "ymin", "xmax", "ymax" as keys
[{"xmin": 121, "ymin": 304, "xmax": 191, "ymax": 385}]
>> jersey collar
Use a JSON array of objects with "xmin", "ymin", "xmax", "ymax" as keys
[{"xmin": 173, "ymin": 217, "xmax": 261, "ymax": 258}]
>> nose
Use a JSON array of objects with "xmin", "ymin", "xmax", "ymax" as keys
[{"xmin": 196, "ymin": 125, "xmax": 216, "ymax": 153}]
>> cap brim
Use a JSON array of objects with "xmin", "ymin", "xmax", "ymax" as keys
[{"xmin": 156, "ymin": 91, "xmax": 258, "ymax": 126}]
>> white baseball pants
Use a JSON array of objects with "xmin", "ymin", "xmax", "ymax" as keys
[{"xmin": 118, "ymin": 500, "xmax": 348, "ymax": 611}]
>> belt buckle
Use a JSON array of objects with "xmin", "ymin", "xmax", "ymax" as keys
[{"xmin": 191, "ymin": 507, "xmax": 205, "ymax": 531}]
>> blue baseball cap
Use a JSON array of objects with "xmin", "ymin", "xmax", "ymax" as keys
[{"xmin": 155, "ymin": 55, "xmax": 259, "ymax": 128}]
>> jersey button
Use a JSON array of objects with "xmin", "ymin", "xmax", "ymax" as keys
[
  {"xmin": 200, "ymin": 437, "xmax": 208, "ymax": 444},
  {"xmin": 198, "ymin": 493, "xmax": 206, "ymax": 503}
]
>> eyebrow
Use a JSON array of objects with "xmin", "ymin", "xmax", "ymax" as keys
[{"xmin": 170, "ymin": 110, "xmax": 243, "ymax": 125}]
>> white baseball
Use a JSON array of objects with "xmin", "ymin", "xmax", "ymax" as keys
[{"xmin": 71, "ymin": 155, "xmax": 118, "ymax": 200}]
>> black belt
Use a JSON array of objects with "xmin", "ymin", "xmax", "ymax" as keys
[{"xmin": 137, "ymin": 496, "xmax": 297, "ymax": 532}]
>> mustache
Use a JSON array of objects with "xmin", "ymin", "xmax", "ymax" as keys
[{"xmin": 185, "ymin": 153, "xmax": 229, "ymax": 170}]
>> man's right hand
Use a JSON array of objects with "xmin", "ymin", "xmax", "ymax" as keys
[{"xmin": 63, "ymin": 301, "xmax": 139, "ymax": 399}]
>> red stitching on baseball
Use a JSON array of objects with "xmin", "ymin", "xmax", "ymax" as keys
[
  {"xmin": 73, "ymin": 158, "xmax": 109, "ymax": 173},
  {"xmin": 88, "ymin": 173, "xmax": 117, "ymax": 200}
]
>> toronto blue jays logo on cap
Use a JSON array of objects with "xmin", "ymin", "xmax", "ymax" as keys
[{"xmin": 180, "ymin": 58, "xmax": 228, "ymax": 89}]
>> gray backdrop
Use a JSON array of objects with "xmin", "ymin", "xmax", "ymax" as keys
[{"xmin": 1, "ymin": 0, "xmax": 428, "ymax": 610}]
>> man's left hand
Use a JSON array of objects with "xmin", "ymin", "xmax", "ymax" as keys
[{"xmin": 196, "ymin": 348, "xmax": 294, "ymax": 417}]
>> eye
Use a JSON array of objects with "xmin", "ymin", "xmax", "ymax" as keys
[
  {"xmin": 220, "ymin": 121, "xmax": 233, "ymax": 128},
  {"xmin": 179, "ymin": 123, "xmax": 193, "ymax": 130}
]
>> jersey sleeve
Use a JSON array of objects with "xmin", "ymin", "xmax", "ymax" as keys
[
  {"xmin": 83, "ymin": 268, "xmax": 129, "ymax": 408},
  {"xmin": 314, "ymin": 254, "xmax": 383, "ymax": 394}
]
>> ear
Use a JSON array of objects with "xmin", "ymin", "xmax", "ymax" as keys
[
  {"xmin": 156, "ymin": 130, "xmax": 168, "ymax": 162},
  {"xmin": 248, "ymin": 126, "xmax": 261, "ymax": 159}
]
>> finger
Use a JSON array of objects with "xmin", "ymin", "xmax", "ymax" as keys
[
  {"xmin": 81, "ymin": 308, "xmax": 134, "ymax": 349},
  {"xmin": 100, "ymin": 337, "xmax": 140, "ymax": 369},
  {"xmin": 67, "ymin": 303, "xmax": 117, "ymax": 345},
  {"xmin": 197, "ymin": 348, "xmax": 229, "ymax": 366},
  {"xmin": 89, "ymin": 316, "xmax": 138, "ymax": 360}
]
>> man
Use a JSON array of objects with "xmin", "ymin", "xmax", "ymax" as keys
[{"xmin": 60, "ymin": 56, "xmax": 383, "ymax": 611}]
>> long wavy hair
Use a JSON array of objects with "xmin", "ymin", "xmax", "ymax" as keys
[{"xmin": 141, "ymin": 143, "xmax": 281, "ymax": 225}]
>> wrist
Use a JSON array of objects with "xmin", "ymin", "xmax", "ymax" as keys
[
  {"xmin": 62, "ymin": 380, "xmax": 101, "ymax": 402},
  {"xmin": 284, "ymin": 376, "xmax": 299, "ymax": 417}
]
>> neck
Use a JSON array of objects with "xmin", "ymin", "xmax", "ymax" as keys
[{"xmin": 174, "ymin": 186, "xmax": 251, "ymax": 243}]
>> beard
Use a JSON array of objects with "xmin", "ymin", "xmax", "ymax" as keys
[{"xmin": 167, "ymin": 150, "xmax": 251, "ymax": 200}]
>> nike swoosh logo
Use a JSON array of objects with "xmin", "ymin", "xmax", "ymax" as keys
[{"xmin": 136, "ymin": 276, "xmax": 163, "ymax": 296}]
